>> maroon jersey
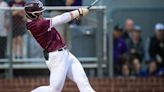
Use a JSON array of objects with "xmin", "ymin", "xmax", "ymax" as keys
[{"xmin": 26, "ymin": 19, "xmax": 65, "ymax": 52}]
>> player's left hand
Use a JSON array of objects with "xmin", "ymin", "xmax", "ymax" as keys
[{"xmin": 75, "ymin": 8, "xmax": 89, "ymax": 20}]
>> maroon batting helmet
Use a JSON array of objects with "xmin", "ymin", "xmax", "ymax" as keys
[{"xmin": 24, "ymin": 0, "xmax": 45, "ymax": 20}]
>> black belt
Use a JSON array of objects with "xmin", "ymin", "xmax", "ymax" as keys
[
  {"xmin": 43, "ymin": 47, "xmax": 67, "ymax": 60},
  {"xmin": 58, "ymin": 47, "xmax": 67, "ymax": 51}
]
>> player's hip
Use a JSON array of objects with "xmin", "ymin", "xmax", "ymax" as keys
[
  {"xmin": 43, "ymin": 46, "xmax": 67, "ymax": 60},
  {"xmin": 45, "ymin": 47, "xmax": 69, "ymax": 70}
]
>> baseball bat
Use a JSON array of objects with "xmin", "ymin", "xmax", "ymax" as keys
[
  {"xmin": 75, "ymin": 0, "xmax": 100, "ymax": 20},
  {"xmin": 87, "ymin": 0, "xmax": 100, "ymax": 9}
]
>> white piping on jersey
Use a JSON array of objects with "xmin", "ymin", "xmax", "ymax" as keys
[{"xmin": 48, "ymin": 19, "xmax": 52, "ymax": 31}]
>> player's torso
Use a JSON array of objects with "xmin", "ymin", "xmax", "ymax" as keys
[{"xmin": 26, "ymin": 19, "xmax": 65, "ymax": 52}]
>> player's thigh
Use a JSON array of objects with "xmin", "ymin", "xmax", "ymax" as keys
[
  {"xmin": 49, "ymin": 50, "xmax": 70, "ymax": 91},
  {"xmin": 67, "ymin": 53, "xmax": 88, "ymax": 84}
]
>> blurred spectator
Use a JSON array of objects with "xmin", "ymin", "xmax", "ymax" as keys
[
  {"xmin": 45, "ymin": 0, "xmax": 65, "ymax": 6},
  {"xmin": 0, "ymin": 0, "xmax": 8, "ymax": 58},
  {"xmin": 9, "ymin": 0, "xmax": 26, "ymax": 58},
  {"xmin": 123, "ymin": 19, "xmax": 134, "ymax": 40},
  {"xmin": 119, "ymin": 63, "xmax": 131, "ymax": 77},
  {"xmin": 45, "ymin": 0, "xmax": 82, "ymax": 6},
  {"xmin": 158, "ymin": 68, "xmax": 164, "ymax": 76},
  {"xmin": 127, "ymin": 25, "xmax": 144, "ymax": 60},
  {"xmin": 66, "ymin": 0, "xmax": 82, "ymax": 6},
  {"xmin": 113, "ymin": 25, "xmax": 128, "ymax": 75},
  {"xmin": 146, "ymin": 60, "xmax": 160, "ymax": 76},
  {"xmin": 119, "ymin": 54, "xmax": 129, "ymax": 64},
  {"xmin": 148, "ymin": 23, "xmax": 164, "ymax": 68},
  {"xmin": 131, "ymin": 57, "xmax": 146, "ymax": 77},
  {"xmin": 147, "ymin": 60, "xmax": 158, "ymax": 76}
]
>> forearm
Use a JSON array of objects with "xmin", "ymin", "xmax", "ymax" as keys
[
  {"xmin": 51, "ymin": 10, "xmax": 80, "ymax": 27},
  {"xmin": 51, "ymin": 8, "xmax": 88, "ymax": 27}
]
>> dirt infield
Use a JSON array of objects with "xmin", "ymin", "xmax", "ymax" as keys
[{"xmin": 0, "ymin": 77, "xmax": 164, "ymax": 92}]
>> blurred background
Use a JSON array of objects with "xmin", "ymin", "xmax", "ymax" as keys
[{"xmin": 0, "ymin": 0, "xmax": 164, "ymax": 92}]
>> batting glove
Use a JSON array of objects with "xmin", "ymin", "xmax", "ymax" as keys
[
  {"xmin": 70, "ymin": 7, "xmax": 89, "ymax": 20},
  {"xmin": 78, "ymin": 8, "xmax": 89, "ymax": 16}
]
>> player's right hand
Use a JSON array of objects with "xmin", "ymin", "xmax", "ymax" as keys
[{"xmin": 78, "ymin": 8, "xmax": 89, "ymax": 16}]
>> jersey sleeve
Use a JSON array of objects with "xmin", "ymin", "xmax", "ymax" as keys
[{"xmin": 51, "ymin": 12, "xmax": 72, "ymax": 27}]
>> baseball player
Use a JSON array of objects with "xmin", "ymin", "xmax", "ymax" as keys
[{"xmin": 24, "ymin": 0, "xmax": 95, "ymax": 92}]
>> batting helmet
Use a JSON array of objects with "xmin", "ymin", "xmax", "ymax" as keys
[{"xmin": 24, "ymin": 0, "xmax": 45, "ymax": 20}]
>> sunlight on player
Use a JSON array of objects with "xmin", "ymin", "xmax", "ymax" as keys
[{"xmin": 24, "ymin": 0, "xmax": 95, "ymax": 92}]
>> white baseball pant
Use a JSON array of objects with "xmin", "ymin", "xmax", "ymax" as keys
[{"xmin": 31, "ymin": 49, "xmax": 95, "ymax": 92}]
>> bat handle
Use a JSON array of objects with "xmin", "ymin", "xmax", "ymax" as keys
[{"xmin": 87, "ymin": 5, "xmax": 92, "ymax": 9}]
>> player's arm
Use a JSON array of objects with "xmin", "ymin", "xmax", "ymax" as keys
[{"xmin": 51, "ymin": 8, "xmax": 89, "ymax": 27}]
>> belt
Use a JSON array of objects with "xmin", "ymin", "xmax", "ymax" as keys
[
  {"xmin": 57, "ymin": 47, "xmax": 67, "ymax": 52},
  {"xmin": 43, "ymin": 47, "xmax": 67, "ymax": 60}
]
